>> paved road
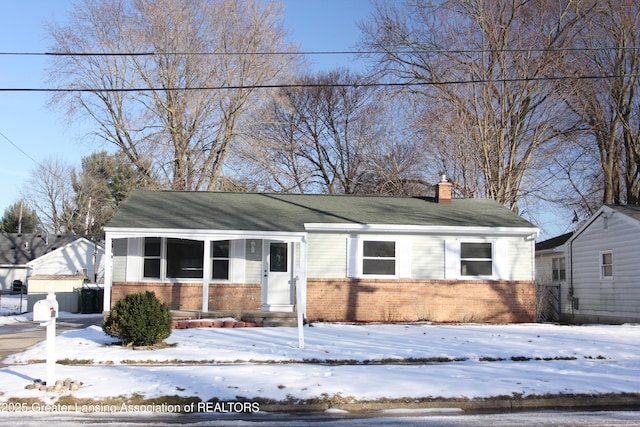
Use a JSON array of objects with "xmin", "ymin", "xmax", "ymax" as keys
[
  {"xmin": 1, "ymin": 409, "xmax": 640, "ymax": 426},
  {"xmin": 0, "ymin": 316, "xmax": 102, "ymax": 368}
]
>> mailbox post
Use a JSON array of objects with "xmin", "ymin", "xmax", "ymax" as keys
[{"xmin": 32, "ymin": 288, "xmax": 59, "ymax": 388}]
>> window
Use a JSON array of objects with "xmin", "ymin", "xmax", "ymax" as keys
[
  {"xmin": 167, "ymin": 238, "xmax": 204, "ymax": 278},
  {"xmin": 552, "ymin": 257, "xmax": 566, "ymax": 282},
  {"xmin": 212, "ymin": 240, "xmax": 230, "ymax": 280},
  {"xmin": 140, "ymin": 238, "xmax": 241, "ymax": 281},
  {"xmin": 601, "ymin": 251, "xmax": 613, "ymax": 279},
  {"xmin": 269, "ymin": 242, "xmax": 288, "ymax": 272},
  {"xmin": 460, "ymin": 242, "xmax": 492, "ymax": 276},
  {"xmin": 347, "ymin": 238, "xmax": 410, "ymax": 278},
  {"xmin": 362, "ymin": 240, "xmax": 396, "ymax": 275},
  {"xmin": 143, "ymin": 237, "xmax": 161, "ymax": 279}
]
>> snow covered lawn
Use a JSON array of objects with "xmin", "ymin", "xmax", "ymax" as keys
[
  {"xmin": 0, "ymin": 292, "xmax": 27, "ymax": 316},
  {"xmin": 1, "ymin": 298, "xmax": 639, "ymax": 406}
]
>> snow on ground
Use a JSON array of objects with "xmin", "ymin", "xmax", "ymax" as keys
[
  {"xmin": 0, "ymin": 293, "xmax": 27, "ymax": 318},
  {"xmin": 1, "ymin": 295, "xmax": 640, "ymax": 406}
]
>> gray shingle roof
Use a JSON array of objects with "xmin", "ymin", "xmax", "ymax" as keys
[
  {"xmin": 107, "ymin": 191, "xmax": 535, "ymax": 232},
  {"xmin": 0, "ymin": 234, "xmax": 82, "ymax": 265},
  {"xmin": 609, "ymin": 204, "xmax": 640, "ymax": 222},
  {"xmin": 535, "ymin": 232, "xmax": 573, "ymax": 251}
]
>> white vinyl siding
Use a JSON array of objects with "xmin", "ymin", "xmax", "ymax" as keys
[
  {"xmin": 410, "ymin": 236, "xmax": 444, "ymax": 278},
  {"xmin": 126, "ymin": 237, "xmax": 142, "ymax": 281},
  {"xmin": 307, "ymin": 233, "xmax": 349, "ymax": 278},
  {"xmin": 245, "ymin": 239, "xmax": 262, "ymax": 284},
  {"xmin": 230, "ymin": 239, "xmax": 246, "ymax": 283},
  {"xmin": 567, "ymin": 208, "xmax": 640, "ymax": 321},
  {"xmin": 25, "ymin": 238, "xmax": 105, "ymax": 284},
  {"xmin": 308, "ymin": 232, "xmax": 532, "ymax": 281},
  {"xmin": 111, "ymin": 239, "xmax": 128, "ymax": 282}
]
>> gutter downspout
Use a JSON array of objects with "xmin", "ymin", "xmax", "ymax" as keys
[{"xmin": 569, "ymin": 237, "xmax": 574, "ymax": 320}]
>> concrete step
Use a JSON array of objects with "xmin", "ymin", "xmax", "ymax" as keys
[
  {"xmin": 171, "ymin": 310, "xmax": 298, "ymax": 327},
  {"xmin": 243, "ymin": 311, "xmax": 298, "ymax": 327}
]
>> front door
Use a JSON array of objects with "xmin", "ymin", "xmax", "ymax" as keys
[{"xmin": 262, "ymin": 241, "xmax": 294, "ymax": 312}]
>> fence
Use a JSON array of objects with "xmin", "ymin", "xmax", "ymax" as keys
[{"xmin": 537, "ymin": 284, "xmax": 560, "ymax": 323}]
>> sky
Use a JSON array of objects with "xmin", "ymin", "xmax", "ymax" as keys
[
  {"xmin": 0, "ymin": 1, "xmax": 570, "ymax": 240},
  {"xmin": 1, "ymin": 297, "xmax": 640, "ymax": 425}
]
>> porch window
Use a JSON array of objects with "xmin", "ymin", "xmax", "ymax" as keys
[
  {"xmin": 552, "ymin": 257, "xmax": 566, "ymax": 282},
  {"xmin": 143, "ymin": 237, "xmax": 161, "ymax": 279},
  {"xmin": 166, "ymin": 238, "xmax": 204, "ymax": 279},
  {"xmin": 460, "ymin": 242, "xmax": 492, "ymax": 276},
  {"xmin": 600, "ymin": 251, "xmax": 613, "ymax": 279},
  {"xmin": 362, "ymin": 240, "xmax": 396, "ymax": 275},
  {"xmin": 211, "ymin": 240, "xmax": 230, "ymax": 280}
]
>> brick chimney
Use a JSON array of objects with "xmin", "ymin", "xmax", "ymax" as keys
[{"xmin": 436, "ymin": 175, "xmax": 452, "ymax": 204}]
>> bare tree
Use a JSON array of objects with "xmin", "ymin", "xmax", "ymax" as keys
[
  {"xmin": 241, "ymin": 69, "xmax": 404, "ymax": 194},
  {"xmin": 47, "ymin": 0, "xmax": 297, "ymax": 191},
  {"xmin": 360, "ymin": 0, "xmax": 588, "ymax": 213},
  {"xmin": 22, "ymin": 158, "xmax": 75, "ymax": 234},
  {"xmin": 238, "ymin": 69, "xmax": 428, "ymax": 195},
  {"xmin": 557, "ymin": 0, "xmax": 640, "ymax": 206},
  {"xmin": 355, "ymin": 94, "xmax": 431, "ymax": 195}
]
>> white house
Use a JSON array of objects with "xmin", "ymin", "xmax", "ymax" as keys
[
  {"xmin": 0, "ymin": 233, "xmax": 104, "ymax": 293},
  {"xmin": 103, "ymin": 179, "xmax": 539, "ymax": 324},
  {"xmin": 535, "ymin": 232, "xmax": 572, "ymax": 322},
  {"xmin": 563, "ymin": 205, "xmax": 640, "ymax": 324}
]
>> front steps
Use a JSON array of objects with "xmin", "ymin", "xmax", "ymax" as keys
[{"xmin": 171, "ymin": 310, "xmax": 298, "ymax": 327}]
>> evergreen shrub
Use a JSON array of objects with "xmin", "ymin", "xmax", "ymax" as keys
[{"xmin": 103, "ymin": 291, "xmax": 172, "ymax": 347}]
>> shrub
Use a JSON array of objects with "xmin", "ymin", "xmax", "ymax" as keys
[{"xmin": 103, "ymin": 291, "xmax": 172, "ymax": 347}]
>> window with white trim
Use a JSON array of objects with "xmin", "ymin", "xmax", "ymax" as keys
[
  {"xmin": 362, "ymin": 240, "xmax": 396, "ymax": 275},
  {"xmin": 347, "ymin": 237, "xmax": 410, "ymax": 278},
  {"xmin": 167, "ymin": 238, "xmax": 204, "ymax": 279},
  {"xmin": 143, "ymin": 237, "xmax": 161, "ymax": 279},
  {"xmin": 211, "ymin": 240, "xmax": 230, "ymax": 280},
  {"xmin": 600, "ymin": 251, "xmax": 613, "ymax": 279},
  {"xmin": 460, "ymin": 242, "xmax": 493, "ymax": 277},
  {"xmin": 552, "ymin": 257, "xmax": 566, "ymax": 282}
]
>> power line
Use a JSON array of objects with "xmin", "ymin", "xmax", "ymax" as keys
[
  {"xmin": 0, "ymin": 74, "xmax": 637, "ymax": 93},
  {"xmin": 0, "ymin": 46, "xmax": 639, "ymax": 57},
  {"xmin": 0, "ymin": 129, "xmax": 41, "ymax": 167}
]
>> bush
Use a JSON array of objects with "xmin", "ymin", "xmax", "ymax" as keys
[{"xmin": 103, "ymin": 291, "xmax": 172, "ymax": 347}]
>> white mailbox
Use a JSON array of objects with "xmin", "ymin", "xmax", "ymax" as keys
[{"xmin": 33, "ymin": 298, "xmax": 59, "ymax": 322}]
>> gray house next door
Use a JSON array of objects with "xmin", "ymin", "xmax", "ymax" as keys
[{"xmin": 261, "ymin": 240, "xmax": 294, "ymax": 312}]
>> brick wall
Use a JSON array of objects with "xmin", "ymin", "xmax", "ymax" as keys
[
  {"xmin": 111, "ymin": 279, "xmax": 536, "ymax": 323},
  {"xmin": 207, "ymin": 284, "xmax": 261, "ymax": 311},
  {"xmin": 111, "ymin": 282, "xmax": 261, "ymax": 312},
  {"xmin": 111, "ymin": 282, "xmax": 203, "ymax": 311},
  {"xmin": 305, "ymin": 278, "xmax": 536, "ymax": 323}
]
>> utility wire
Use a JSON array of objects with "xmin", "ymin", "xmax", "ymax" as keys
[
  {"xmin": 0, "ymin": 46, "xmax": 639, "ymax": 56},
  {"xmin": 0, "ymin": 129, "xmax": 41, "ymax": 167},
  {"xmin": 0, "ymin": 74, "xmax": 637, "ymax": 93}
]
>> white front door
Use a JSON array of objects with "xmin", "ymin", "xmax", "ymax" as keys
[{"xmin": 262, "ymin": 241, "xmax": 294, "ymax": 312}]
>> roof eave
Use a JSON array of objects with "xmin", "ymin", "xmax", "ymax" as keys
[
  {"xmin": 305, "ymin": 223, "xmax": 538, "ymax": 236},
  {"xmin": 104, "ymin": 227, "xmax": 308, "ymax": 241}
]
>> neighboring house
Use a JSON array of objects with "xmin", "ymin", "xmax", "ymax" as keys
[
  {"xmin": 562, "ymin": 205, "xmax": 640, "ymax": 324},
  {"xmin": 0, "ymin": 233, "xmax": 105, "ymax": 293},
  {"xmin": 103, "ymin": 179, "xmax": 539, "ymax": 324},
  {"xmin": 535, "ymin": 232, "xmax": 572, "ymax": 322}
]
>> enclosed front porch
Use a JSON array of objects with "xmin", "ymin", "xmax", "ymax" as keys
[{"xmin": 103, "ymin": 230, "xmax": 308, "ymax": 321}]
